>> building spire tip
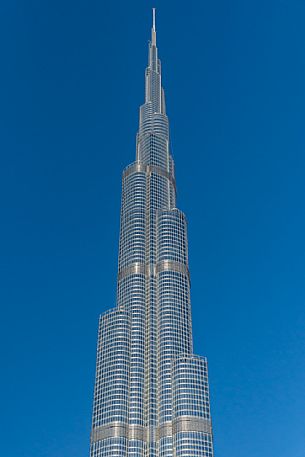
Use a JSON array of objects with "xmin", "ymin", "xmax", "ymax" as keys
[
  {"xmin": 152, "ymin": 8, "xmax": 156, "ymax": 31},
  {"xmin": 151, "ymin": 8, "xmax": 157, "ymax": 45}
]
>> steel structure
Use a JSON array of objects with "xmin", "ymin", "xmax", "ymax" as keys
[{"xmin": 90, "ymin": 10, "xmax": 214, "ymax": 457}]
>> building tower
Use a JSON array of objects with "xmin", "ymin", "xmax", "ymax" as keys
[{"xmin": 90, "ymin": 10, "xmax": 214, "ymax": 457}]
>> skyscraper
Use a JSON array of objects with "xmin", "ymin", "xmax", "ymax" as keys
[{"xmin": 90, "ymin": 10, "xmax": 214, "ymax": 457}]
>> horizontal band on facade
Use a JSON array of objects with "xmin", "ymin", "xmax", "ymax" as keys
[
  {"xmin": 118, "ymin": 260, "xmax": 190, "ymax": 281},
  {"xmin": 173, "ymin": 416, "xmax": 212, "ymax": 435},
  {"xmin": 123, "ymin": 162, "xmax": 176, "ymax": 189},
  {"xmin": 91, "ymin": 422, "xmax": 145, "ymax": 443},
  {"xmin": 118, "ymin": 262, "xmax": 145, "ymax": 280},
  {"xmin": 91, "ymin": 417, "xmax": 212, "ymax": 444},
  {"xmin": 156, "ymin": 260, "xmax": 190, "ymax": 279},
  {"xmin": 157, "ymin": 422, "xmax": 172, "ymax": 440},
  {"xmin": 158, "ymin": 417, "xmax": 212, "ymax": 439}
]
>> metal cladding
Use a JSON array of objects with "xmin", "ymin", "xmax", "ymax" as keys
[{"xmin": 90, "ymin": 11, "xmax": 214, "ymax": 457}]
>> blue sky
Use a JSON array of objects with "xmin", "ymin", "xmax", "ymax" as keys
[{"xmin": 1, "ymin": 1, "xmax": 305, "ymax": 456}]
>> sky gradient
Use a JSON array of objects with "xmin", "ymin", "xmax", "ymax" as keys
[{"xmin": 1, "ymin": 1, "xmax": 305, "ymax": 456}]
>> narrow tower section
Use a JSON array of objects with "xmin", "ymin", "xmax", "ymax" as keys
[{"xmin": 90, "ymin": 10, "xmax": 214, "ymax": 457}]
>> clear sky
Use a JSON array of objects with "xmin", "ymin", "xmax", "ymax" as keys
[{"xmin": 1, "ymin": 1, "xmax": 305, "ymax": 456}]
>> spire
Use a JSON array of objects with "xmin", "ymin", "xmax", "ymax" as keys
[
  {"xmin": 145, "ymin": 7, "xmax": 161, "ymax": 111},
  {"xmin": 151, "ymin": 8, "xmax": 156, "ymax": 46}
]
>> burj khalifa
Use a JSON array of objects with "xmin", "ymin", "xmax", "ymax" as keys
[{"xmin": 90, "ymin": 10, "xmax": 214, "ymax": 457}]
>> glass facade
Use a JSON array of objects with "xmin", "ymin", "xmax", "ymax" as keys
[{"xmin": 90, "ymin": 11, "xmax": 214, "ymax": 457}]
